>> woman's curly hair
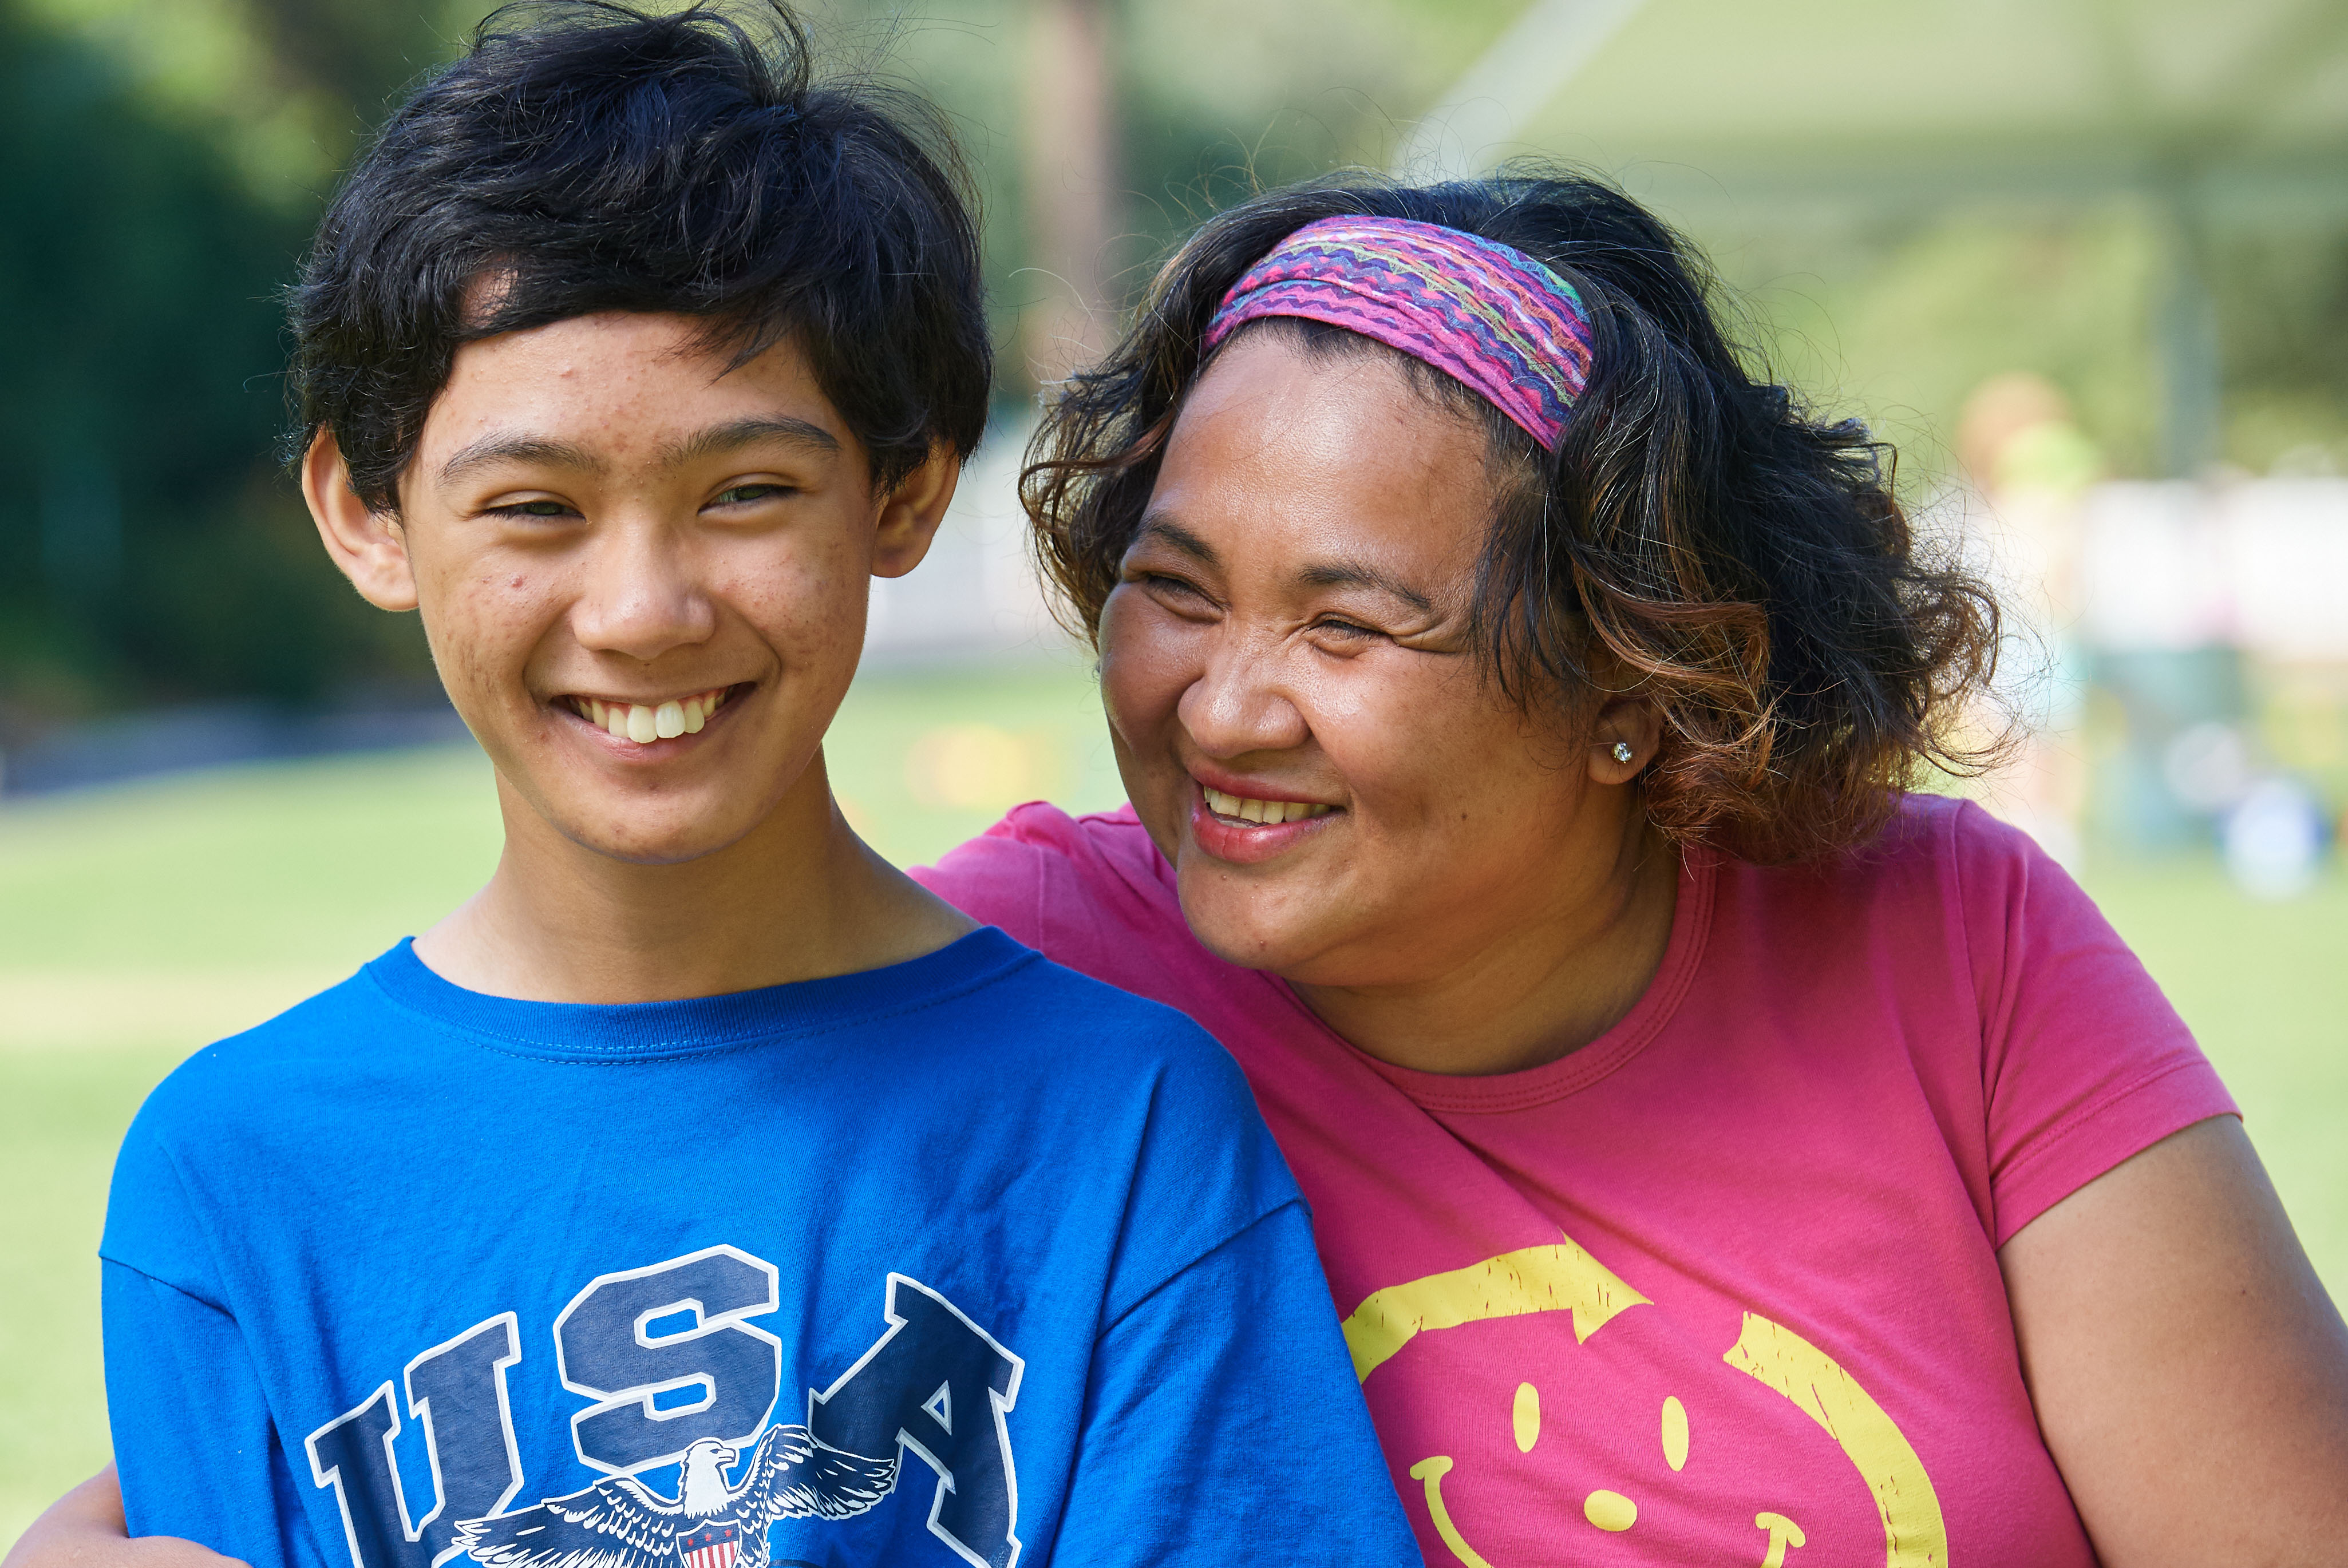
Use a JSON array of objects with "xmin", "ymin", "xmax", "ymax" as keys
[{"xmin": 1022, "ymin": 171, "xmax": 2004, "ymax": 864}]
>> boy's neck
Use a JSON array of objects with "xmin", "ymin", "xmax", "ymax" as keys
[{"xmin": 411, "ymin": 750, "xmax": 975, "ymax": 1004}]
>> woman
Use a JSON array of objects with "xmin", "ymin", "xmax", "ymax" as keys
[
  {"xmin": 18, "ymin": 174, "xmax": 2348, "ymax": 1566},
  {"xmin": 940, "ymin": 178, "xmax": 2348, "ymax": 1561}
]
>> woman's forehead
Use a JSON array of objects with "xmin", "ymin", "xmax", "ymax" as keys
[{"xmin": 1154, "ymin": 333, "xmax": 1493, "ymax": 576}]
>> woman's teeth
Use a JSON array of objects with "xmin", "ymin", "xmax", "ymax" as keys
[
  {"xmin": 1201, "ymin": 785, "xmax": 1333, "ymax": 826},
  {"xmin": 578, "ymin": 687, "xmax": 731, "ymax": 744}
]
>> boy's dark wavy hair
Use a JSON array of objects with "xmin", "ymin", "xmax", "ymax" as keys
[
  {"xmin": 286, "ymin": 0, "xmax": 989, "ymax": 509},
  {"xmin": 1023, "ymin": 172, "xmax": 2004, "ymax": 864}
]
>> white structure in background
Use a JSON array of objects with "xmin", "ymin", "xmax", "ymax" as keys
[
  {"xmin": 2226, "ymin": 777, "xmax": 2327, "ymax": 899},
  {"xmin": 2078, "ymin": 478, "xmax": 2348, "ymax": 661},
  {"xmin": 864, "ymin": 413, "xmax": 1068, "ymax": 666},
  {"xmin": 2076, "ymin": 477, "xmax": 2347, "ymax": 896}
]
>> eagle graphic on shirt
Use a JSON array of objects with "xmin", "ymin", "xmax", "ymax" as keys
[{"xmin": 455, "ymin": 1430, "xmax": 899, "ymax": 1568}]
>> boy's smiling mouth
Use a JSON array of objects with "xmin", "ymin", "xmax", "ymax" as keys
[{"xmin": 561, "ymin": 684, "xmax": 741, "ymax": 745}]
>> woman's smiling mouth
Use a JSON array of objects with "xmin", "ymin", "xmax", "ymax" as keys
[
  {"xmin": 563, "ymin": 684, "xmax": 739, "ymax": 745},
  {"xmin": 1201, "ymin": 784, "xmax": 1335, "ymax": 825},
  {"xmin": 1190, "ymin": 778, "xmax": 1341, "ymax": 866}
]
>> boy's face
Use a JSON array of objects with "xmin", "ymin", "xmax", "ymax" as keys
[{"xmin": 306, "ymin": 312, "xmax": 954, "ymax": 866}]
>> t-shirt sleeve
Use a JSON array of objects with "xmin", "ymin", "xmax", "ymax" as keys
[
  {"xmin": 104, "ymin": 1261, "xmax": 316, "ymax": 1568},
  {"xmin": 1039, "ymin": 1005, "xmax": 1416, "ymax": 1563},
  {"xmin": 1047, "ymin": 1203, "xmax": 1418, "ymax": 1565},
  {"xmin": 1955, "ymin": 801, "xmax": 2239, "ymax": 1244},
  {"xmin": 103, "ymin": 1111, "xmax": 316, "ymax": 1568}
]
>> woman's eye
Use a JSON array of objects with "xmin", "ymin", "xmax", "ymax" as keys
[
  {"xmin": 1139, "ymin": 572, "xmax": 1207, "ymax": 601},
  {"xmin": 1315, "ymin": 617, "xmax": 1382, "ymax": 639}
]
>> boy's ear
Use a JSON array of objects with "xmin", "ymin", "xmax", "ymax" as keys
[
  {"xmin": 870, "ymin": 440, "xmax": 962, "ymax": 580},
  {"xmin": 303, "ymin": 430, "xmax": 418, "ymax": 612}
]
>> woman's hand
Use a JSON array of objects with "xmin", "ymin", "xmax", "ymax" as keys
[
  {"xmin": 1, "ymin": 1467, "xmax": 242, "ymax": 1568},
  {"xmin": 2001, "ymin": 1116, "xmax": 2348, "ymax": 1567}
]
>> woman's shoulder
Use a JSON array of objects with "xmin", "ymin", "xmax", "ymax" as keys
[
  {"xmin": 1702, "ymin": 791, "xmax": 2094, "ymax": 1030},
  {"xmin": 1729, "ymin": 791, "xmax": 2051, "ymax": 913},
  {"xmin": 913, "ymin": 799, "xmax": 1183, "ymax": 957},
  {"xmin": 987, "ymin": 797, "xmax": 1161, "ymax": 861}
]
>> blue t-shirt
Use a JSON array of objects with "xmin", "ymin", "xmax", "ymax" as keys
[{"xmin": 102, "ymin": 929, "xmax": 1413, "ymax": 1568}]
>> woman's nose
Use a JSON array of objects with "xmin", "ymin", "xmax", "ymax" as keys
[
  {"xmin": 568, "ymin": 518, "xmax": 717, "ymax": 663},
  {"xmin": 1177, "ymin": 632, "xmax": 1311, "ymax": 759}
]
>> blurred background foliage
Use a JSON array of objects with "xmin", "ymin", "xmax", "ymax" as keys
[{"xmin": 3, "ymin": 0, "xmax": 2347, "ymax": 735}]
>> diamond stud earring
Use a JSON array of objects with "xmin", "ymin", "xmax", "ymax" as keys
[{"xmin": 1611, "ymin": 741, "xmax": 1635, "ymax": 764}]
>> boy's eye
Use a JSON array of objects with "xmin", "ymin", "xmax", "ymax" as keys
[
  {"xmin": 496, "ymin": 499, "xmax": 575, "ymax": 518},
  {"xmin": 710, "ymin": 483, "xmax": 790, "ymax": 506}
]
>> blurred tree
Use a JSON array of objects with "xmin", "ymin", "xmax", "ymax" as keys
[
  {"xmin": 16, "ymin": 0, "xmax": 495, "ymax": 203},
  {"xmin": 2216, "ymin": 225, "xmax": 2348, "ymax": 474},
  {"xmin": 0, "ymin": 1, "xmax": 430, "ymax": 728},
  {"xmin": 235, "ymin": 0, "xmax": 464, "ymax": 125},
  {"xmin": 1018, "ymin": 0, "xmax": 1114, "ymax": 383}
]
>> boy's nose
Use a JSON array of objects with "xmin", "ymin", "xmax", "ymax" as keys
[{"xmin": 570, "ymin": 520, "xmax": 718, "ymax": 662}]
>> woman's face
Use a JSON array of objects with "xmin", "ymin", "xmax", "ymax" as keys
[{"xmin": 1100, "ymin": 330, "xmax": 1646, "ymax": 987}]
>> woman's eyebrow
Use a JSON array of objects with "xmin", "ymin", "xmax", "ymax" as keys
[
  {"xmin": 1299, "ymin": 560, "xmax": 1434, "ymax": 613},
  {"xmin": 1135, "ymin": 515, "xmax": 1219, "ymax": 564}
]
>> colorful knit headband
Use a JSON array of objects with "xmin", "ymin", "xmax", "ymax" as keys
[{"xmin": 1202, "ymin": 215, "xmax": 1594, "ymax": 450}]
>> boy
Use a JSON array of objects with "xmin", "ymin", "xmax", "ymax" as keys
[{"xmin": 91, "ymin": 6, "xmax": 1412, "ymax": 1568}]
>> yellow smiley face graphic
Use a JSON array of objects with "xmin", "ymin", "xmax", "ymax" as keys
[{"xmin": 1344, "ymin": 1234, "xmax": 1947, "ymax": 1567}]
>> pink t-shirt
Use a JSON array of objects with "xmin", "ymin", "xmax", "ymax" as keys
[{"xmin": 914, "ymin": 793, "xmax": 2234, "ymax": 1567}]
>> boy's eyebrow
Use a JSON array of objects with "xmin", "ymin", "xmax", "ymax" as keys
[
  {"xmin": 436, "ymin": 434, "xmax": 605, "ymax": 487},
  {"xmin": 432, "ymin": 417, "xmax": 841, "ymax": 490},
  {"xmin": 659, "ymin": 416, "xmax": 841, "ymax": 468}
]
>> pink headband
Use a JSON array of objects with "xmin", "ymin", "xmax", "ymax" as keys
[{"xmin": 1202, "ymin": 215, "xmax": 1594, "ymax": 450}]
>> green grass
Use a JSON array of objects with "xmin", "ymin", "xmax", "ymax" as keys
[
  {"xmin": 1, "ymin": 660, "xmax": 2341, "ymax": 1546},
  {"xmin": 2080, "ymin": 864, "xmax": 2348, "ymax": 1302},
  {"xmin": 0, "ymin": 660, "xmax": 1126, "ymax": 979}
]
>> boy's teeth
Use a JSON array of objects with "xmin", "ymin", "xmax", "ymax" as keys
[
  {"xmin": 1201, "ymin": 785, "xmax": 1333, "ymax": 825},
  {"xmin": 582, "ymin": 688, "xmax": 730, "ymax": 743}
]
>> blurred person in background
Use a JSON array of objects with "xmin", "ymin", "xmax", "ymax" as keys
[
  {"xmin": 1955, "ymin": 371, "xmax": 2102, "ymax": 873},
  {"xmin": 14, "ymin": 160, "xmax": 2348, "ymax": 1568}
]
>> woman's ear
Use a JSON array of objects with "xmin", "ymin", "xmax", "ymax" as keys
[
  {"xmin": 303, "ymin": 430, "xmax": 418, "ymax": 612},
  {"xmin": 869, "ymin": 441, "xmax": 962, "ymax": 580},
  {"xmin": 1588, "ymin": 692, "xmax": 1664, "ymax": 785}
]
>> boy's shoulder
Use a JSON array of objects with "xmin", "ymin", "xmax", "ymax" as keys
[
  {"xmin": 129, "ymin": 960, "xmax": 394, "ymax": 1127},
  {"xmin": 956, "ymin": 935, "xmax": 1261, "ymax": 1117},
  {"xmin": 131, "ymin": 929, "xmax": 1244, "ymax": 1139},
  {"xmin": 954, "ymin": 929, "xmax": 1218, "ymax": 1054}
]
